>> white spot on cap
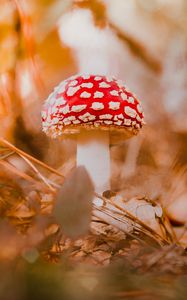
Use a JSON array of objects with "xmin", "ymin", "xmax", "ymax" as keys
[
  {"xmin": 71, "ymin": 104, "xmax": 87, "ymax": 112},
  {"xmin": 104, "ymin": 120, "xmax": 113, "ymax": 125},
  {"xmin": 128, "ymin": 97, "xmax": 135, "ymax": 104},
  {"xmin": 99, "ymin": 114, "xmax": 113, "ymax": 119},
  {"xmin": 80, "ymin": 91, "xmax": 91, "ymax": 98},
  {"xmin": 55, "ymin": 96, "xmax": 66, "ymax": 105},
  {"xmin": 114, "ymin": 120, "xmax": 122, "ymax": 126},
  {"xmin": 73, "ymin": 120, "xmax": 81, "ymax": 124},
  {"xmin": 81, "ymin": 82, "xmax": 93, "ymax": 88},
  {"xmin": 46, "ymin": 93, "xmax": 56, "ymax": 105},
  {"xmin": 59, "ymin": 105, "xmax": 69, "ymax": 114},
  {"xmin": 99, "ymin": 82, "xmax": 110, "ymax": 88},
  {"xmin": 94, "ymin": 121, "xmax": 102, "ymax": 127},
  {"xmin": 51, "ymin": 106, "xmax": 58, "ymax": 115},
  {"xmin": 124, "ymin": 106, "xmax": 137, "ymax": 118},
  {"xmin": 109, "ymin": 101, "xmax": 120, "ymax": 110},
  {"xmin": 46, "ymin": 116, "xmax": 52, "ymax": 123},
  {"xmin": 52, "ymin": 117, "xmax": 59, "ymax": 124},
  {"xmin": 42, "ymin": 123, "xmax": 48, "ymax": 131},
  {"xmin": 79, "ymin": 112, "xmax": 96, "ymax": 122},
  {"xmin": 94, "ymin": 76, "xmax": 102, "ymax": 81},
  {"xmin": 67, "ymin": 116, "xmax": 76, "ymax": 121},
  {"xmin": 67, "ymin": 86, "xmax": 80, "ymax": 96},
  {"xmin": 69, "ymin": 80, "xmax": 78, "ymax": 87},
  {"xmin": 137, "ymin": 104, "xmax": 143, "ymax": 113},
  {"xmin": 63, "ymin": 118, "xmax": 71, "ymax": 125},
  {"xmin": 124, "ymin": 119, "xmax": 131, "ymax": 126},
  {"xmin": 94, "ymin": 91, "xmax": 104, "ymax": 98},
  {"xmin": 91, "ymin": 102, "xmax": 104, "ymax": 110},
  {"xmin": 121, "ymin": 93, "xmax": 128, "ymax": 100},
  {"xmin": 114, "ymin": 114, "xmax": 124, "ymax": 120},
  {"xmin": 58, "ymin": 81, "xmax": 67, "ymax": 93},
  {"xmin": 110, "ymin": 90, "xmax": 119, "ymax": 96},
  {"xmin": 136, "ymin": 115, "xmax": 142, "ymax": 122}
]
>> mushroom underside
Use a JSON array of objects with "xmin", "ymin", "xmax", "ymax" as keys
[{"xmin": 44, "ymin": 125, "xmax": 138, "ymax": 144}]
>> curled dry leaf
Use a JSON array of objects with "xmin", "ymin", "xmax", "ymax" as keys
[
  {"xmin": 93, "ymin": 194, "xmax": 167, "ymax": 242},
  {"xmin": 121, "ymin": 197, "xmax": 163, "ymax": 234},
  {"xmin": 54, "ymin": 166, "xmax": 94, "ymax": 239}
]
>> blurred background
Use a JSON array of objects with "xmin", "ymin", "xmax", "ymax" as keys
[
  {"xmin": 0, "ymin": 0, "xmax": 187, "ymax": 299},
  {"xmin": 1, "ymin": 0, "xmax": 187, "ymax": 216}
]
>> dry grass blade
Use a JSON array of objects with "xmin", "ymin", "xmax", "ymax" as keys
[
  {"xmin": 13, "ymin": 0, "xmax": 45, "ymax": 93},
  {"xmin": 0, "ymin": 151, "xmax": 15, "ymax": 160},
  {"xmin": 0, "ymin": 143, "xmax": 175, "ymax": 247},
  {"xmin": 0, "ymin": 160, "xmax": 50, "ymax": 193},
  {"xmin": 95, "ymin": 192, "xmax": 169, "ymax": 246},
  {"xmin": 0, "ymin": 138, "xmax": 65, "ymax": 179},
  {"xmin": 18, "ymin": 153, "xmax": 55, "ymax": 192},
  {"xmin": 94, "ymin": 205, "xmax": 159, "ymax": 245},
  {"xmin": 110, "ymin": 22, "xmax": 162, "ymax": 74},
  {"xmin": 93, "ymin": 204, "xmax": 148, "ymax": 247},
  {"xmin": 0, "ymin": 160, "xmax": 37, "ymax": 183}
]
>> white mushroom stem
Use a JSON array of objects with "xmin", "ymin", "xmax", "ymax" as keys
[{"xmin": 77, "ymin": 130, "xmax": 110, "ymax": 194}]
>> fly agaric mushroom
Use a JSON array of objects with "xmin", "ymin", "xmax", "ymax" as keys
[{"xmin": 42, "ymin": 74, "xmax": 145, "ymax": 194}]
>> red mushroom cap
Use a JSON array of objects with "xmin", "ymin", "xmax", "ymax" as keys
[{"xmin": 42, "ymin": 74, "xmax": 145, "ymax": 139}]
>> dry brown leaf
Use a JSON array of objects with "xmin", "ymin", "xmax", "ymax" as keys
[{"xmin": 54, "ymin": 166, "xmax": 94, "ymax": 239}]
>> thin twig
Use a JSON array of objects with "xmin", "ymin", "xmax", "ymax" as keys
[
  {"xmin": 0, "ymin": 160, "xmax": 37, "ymax": 183},
  {"xmin": 0, "ymin": 138, "xmax": 65, "ymax": 179},
  {"xmin": 95, "ymin": 192, "xmax": 169, "ymax": 245},
  {"xmin": 93, "ymin": 205, "xmax": 153, "ymax": 247},
  {"xmin": 0, "ymin": 151, "xmax": 15, "ymax": 160},
  {"xmin": 110, "ymin": 22, "xmax": 162, "ymax": 74},
  {"xmin": 13, "ymin": 0, "xmax": 45, "ymax": 93},
  {"xmin": 18, "ymin": 153, "xmax": 55, "ymax": 192}
]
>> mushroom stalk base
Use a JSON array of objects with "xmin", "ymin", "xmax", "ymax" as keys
[{"xmin": 77, "ymin": 130, "xmax": 110, "ymax": 193}]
